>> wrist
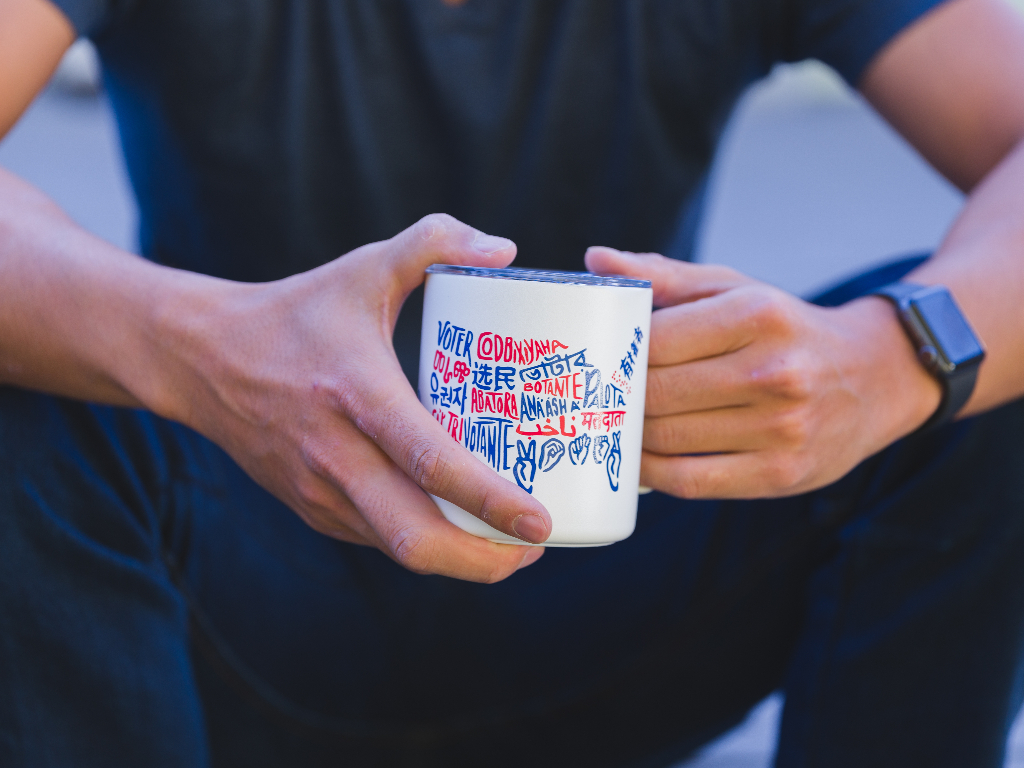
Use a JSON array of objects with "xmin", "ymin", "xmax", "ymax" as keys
[
  {"xmin": 835, "ymin": 295, "xmax": 943, "ymax": 446},
  {"xmin": 126, "ymin": 266, "xmax": 251, "ymax": 429}
]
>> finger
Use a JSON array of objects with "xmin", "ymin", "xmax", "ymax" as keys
[
  {"xmin": 645, "ymin": 356, "xmax": 754, "ymax": 416},
  {"xmin": 643, "ymin": 406, "xmax": 769, "ymax": 455},
  {"xmin": 304, "ymin": 513, "xmax": 379, "ymax": 547},
  {"xmin": 288, "ymin": 472, "xmax": 386, "ymax": 548},
  {"xmin": 640, "ymin": 450, "xmax": 798, "ymax": 500},
  {"xmin": 315, "ymin": 422, "xmax": 548, "ymax": 581},
  {"xmin": 355, "ymin": 467, "xmax": 546, "ymax": 583},
  {"xmin": 339, "ymin": 360, "xmax": 553, "ymax": 544},
  {"xmin": 519, "ymin": 546, "xmax": 545, "ymax": 570},
  {"xmin": 584, "ymin": 247, "xmax": 752, "ymax": 307},
  {"xmin": 226, "ymin": 430, "xmax": 385, "ymax": 548},
  {"xmin": 386, "ymin": 213, "xmax": 518, "ymax": 298},
  {"xmin": 648, "ymin": 290, "xmax": 760, "ymax": 366}
]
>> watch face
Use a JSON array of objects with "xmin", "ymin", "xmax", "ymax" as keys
[{"xmin": 908, "ymin": 288, "xmax": 985, "ymax": 373}]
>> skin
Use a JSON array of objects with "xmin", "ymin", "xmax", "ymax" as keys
[
  {"xmin": 1, "ymin": 0, "xmax": 1022, "ymax": 579},
  {"xmin": 0, "ymin": 0, "xmax": 73, "ymax": 136},
  {"xmin": 587, "ymin": 0, "xmax": 1024, "ymax": 498}
]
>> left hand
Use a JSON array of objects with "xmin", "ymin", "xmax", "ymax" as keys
[{"xmin": 585, "ymin": 247, "xmax": 943, "ymax": 499}]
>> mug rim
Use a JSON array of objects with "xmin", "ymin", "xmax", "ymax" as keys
[{"xmin": 426, "ymin": 264, "xmax": 651, "ymax": 289}]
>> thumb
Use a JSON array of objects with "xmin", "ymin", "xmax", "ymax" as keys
[
  {"xmin": 584, "ymin": 246, "xmax": 750, "ymax": 308},
  {"xmin": 387, "ymin": 214, "xmax": 517, "ymax": 298}
]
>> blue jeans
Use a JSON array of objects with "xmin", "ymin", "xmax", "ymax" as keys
[{"xmin": 2, "ymin": 257, "xmax": 1024, "ymax": 768}]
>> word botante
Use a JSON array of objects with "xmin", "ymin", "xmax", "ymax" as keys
[{"xmin": 428, "ymin": 321, "xmax": 644, "ymax": 495}]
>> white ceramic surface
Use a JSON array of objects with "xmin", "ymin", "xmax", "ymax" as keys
[{"xmin": 419, "ymin": 266, "xmax": 653, "ymax": 546}]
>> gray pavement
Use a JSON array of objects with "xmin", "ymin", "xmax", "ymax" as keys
[
  {"xmin": 1, "ymin": 46, "xmax": 1022, "ymax": 768},
  {"xmin": 697, "ymin": 61, "xmax": 963, "ymax": 296},
  {"xmin": 0, "ymin": 85, "xmax": 135, "ymax": 253}
]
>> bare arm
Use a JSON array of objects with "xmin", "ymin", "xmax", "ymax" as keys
[
  {"xmin": 588, "ymin": 0, "xmax": 1024, "ymax": 498},
  {"xmin": 860, "ymin": 0, "xmax": 1024, "ymax": 417},
  {"xmin": 0, "ymin": 0, "xmax": 148, "ymax": 403},
  {"xmin": 0, "ymin": 168, "xmax": 192, "ymax": 407},
  {"xmin": 0, "ymin": 0, "xmax": 550, "ymax": 580},
  {"xmin": 0, "ymin": 0, "xmax": 73, "ymax": 136}
]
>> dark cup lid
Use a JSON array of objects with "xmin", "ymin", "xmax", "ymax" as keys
[{"xmin": 426, "ymin": 264, "xmax": 651, "ymax": 289}]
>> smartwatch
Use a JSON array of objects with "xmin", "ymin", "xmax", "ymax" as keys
[{"xmin": 871, "ymin": 282, "xmax": 985, "ymax": 431}]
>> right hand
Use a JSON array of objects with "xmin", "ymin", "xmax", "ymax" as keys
[{"xmin": 148, "ymin": 214, "xmax": 551, "ymax": 582}]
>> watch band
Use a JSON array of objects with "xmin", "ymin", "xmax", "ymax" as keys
[
  {"xmin": 872, "ymin": 282, "xmax": 983, "ymax": 431},
  {"xmin": 871, "ymin": 281, "xmax": 922, "ymax": 306},
  {"xmin": 930, "ymin": 356, "xmax": 982, "ymax": 428}
]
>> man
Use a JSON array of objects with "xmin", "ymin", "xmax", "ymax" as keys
[{"xmin": 1, "ymin": 0, "xmax": 1023, "ymax": 765}]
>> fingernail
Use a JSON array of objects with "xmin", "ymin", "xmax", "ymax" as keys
[
  {"xmin": 472, "ymin": 231, "xmax": 514, "ymax": 255},
  {"xmin": 516, "ymin": 546, "xmax": 545, "ymax": 571},
  {"xmin": 512, "ymin": 514, "xmax": 549, "ymax": 544}
]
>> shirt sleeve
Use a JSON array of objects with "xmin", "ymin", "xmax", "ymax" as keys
[
  {"xmin": 49, "ymin": 0, "xmax": 134, "ymax": 38},
  {"xmin": 779, "ymin": 0, "xmax": 949, "ymax": 85}
]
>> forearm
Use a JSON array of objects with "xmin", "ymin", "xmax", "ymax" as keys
[
  {"xmin": 823, "ymin": 137, "xmax": 1024, "ymax": 447},
  {"xmin": 0, "ymin": 167, "xmax": 221, "ymax": 416},
  {"xmin": 0, "ymin": 183, "xmax": 550, "ymax": 574},
  {"xmin": 852, "ymin": 0, "xmax": 1024, "ymax": 420},
  {"xmin": 899, "ymin": 136, "xmax": 1024, "ymax": 416},
  {"xmin": 0, "ymin": 0, "xmax": 74, "ymax": 137}
]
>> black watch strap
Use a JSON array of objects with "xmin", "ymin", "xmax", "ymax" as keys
[
  {"xmin": 871, "ymin": 281, "xmax": 922, "ymax": 306},
  {"xmin": 931, "ymin": 357, "xmax": 983, "ymax": 428},
  {"xmin": 871, "ymin": 282, "xmax": 984, "ymax": 431}
]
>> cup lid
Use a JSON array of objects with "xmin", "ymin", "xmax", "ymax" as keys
[{"xmin": 426, "ymin": 264, "xmax": 651, "ymax": 289}]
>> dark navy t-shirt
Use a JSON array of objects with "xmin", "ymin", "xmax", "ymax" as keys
[{"xmin": 56, "ymin": 0, "xmax": 943, "ymax": 375}]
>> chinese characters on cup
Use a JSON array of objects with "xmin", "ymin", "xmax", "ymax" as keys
[
  {"xmin": 419, "ymin": 266, "xmax": 652, "ymax": 547},
  {"xmin": 428, "ymin": 322, "xmax": 644, "ymax": 495}
]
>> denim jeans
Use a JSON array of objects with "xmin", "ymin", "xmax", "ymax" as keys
[{"xmin": 2, "ymin": 257, "xmax": 1023, "ymax": 767}]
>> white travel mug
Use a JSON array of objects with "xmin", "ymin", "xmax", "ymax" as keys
[{"xmin": 419, "ymin": 265, "xmax": 653, "ymax": 547}]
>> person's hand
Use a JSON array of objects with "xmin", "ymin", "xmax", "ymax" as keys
[
  {"xmin": 584, "ymin": 248, "xmax": 943, "ymax": 499},
  {"xmin": 148, "ymin": 214, "xmax": 550, "ymax": 581}
]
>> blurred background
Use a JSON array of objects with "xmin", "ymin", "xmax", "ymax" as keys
[{"xmin": 1, "ymin": 4, "xmax": 1023, "ymax": 765}]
